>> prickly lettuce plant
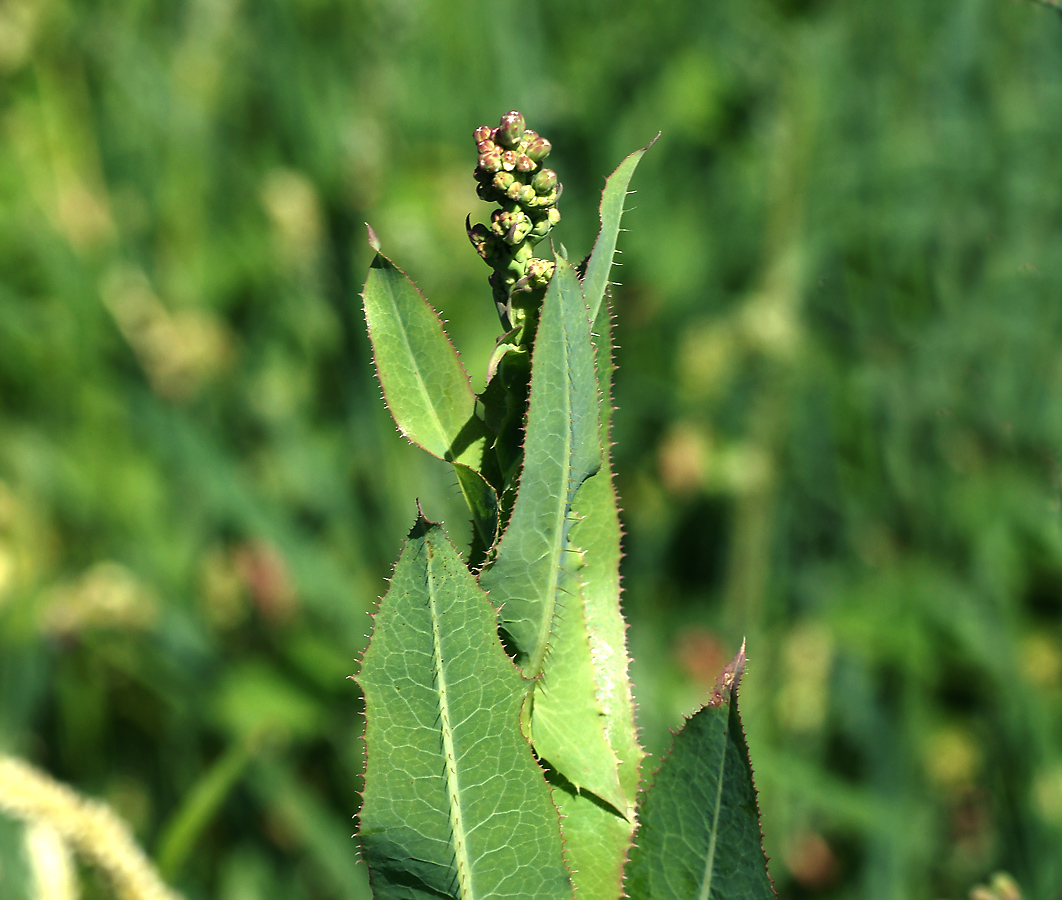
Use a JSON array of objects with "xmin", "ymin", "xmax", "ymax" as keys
[{"xmin": 355, "ymin": 112, "xmax": 775, "ymax": 900}]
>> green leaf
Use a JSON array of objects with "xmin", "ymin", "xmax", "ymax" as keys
[
  {"xmin": 356, "ymin": 516, "xmax": 571, "ymax": 900},
  {"xmin": 570, "ymin": 303, "xmax": 644, "ymax": 810},
  {"xmin": 479, "ymin": 255, "xmax": 628, "ymax": 836},
  {"xmin": 529, "ymin": 564, "xmax": 627, "ymax": 816},
  {"xmin": 362, "ymin": 249, "xmax": 498, "ymax": 543},
  {"xmin": 582, "ymin": 135, "xmax": 658, "ymax": 323},
  {"xmin": 362, "ymin": 251, "xmax": 482, "ymax": 464},
  {"xmin": 552, "ymin": 789, "xmax": 632, "ymax": 900},
  {"xmin": 624, "ymin": 646, "xmax": 776, "ymax": 900},
  {"xmin": 478, "ymin": 256, "xmax": 600, "ymax": 674},
  {"xmin": 534, "ymin": 305, "xmax": 640, "ymax": 900}
]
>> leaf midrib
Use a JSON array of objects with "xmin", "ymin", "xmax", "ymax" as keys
[
  {"xmin": 528, "ymin": 309, "xmax": 578, "ymax": 679},
  {"xmin": 698, "ymin": 718, "xmax": 729, "ymax": 900},
  {"xmin": 426, "ymin": 543, "xmax": 474, "ymax": 900}
]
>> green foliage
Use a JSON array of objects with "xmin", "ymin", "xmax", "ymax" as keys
[
  {"xmin": 2, "ymin": 2, "xmax": 1062, "ymax": 899},
  {"xmin": 356, "ymin": 115, "xmax": 772, "ymax": 899},
  {"xmin": 625, "ymin": 647, "xmax": 773, "ymax": 900},
  {"xmin": 356, "ymin": 519, "xmax": 569, "ymax": 900}
]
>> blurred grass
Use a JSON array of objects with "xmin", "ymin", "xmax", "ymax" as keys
[{"xmin": 1, "ymin": 0, "xmax": 1061, "ymax": 898}]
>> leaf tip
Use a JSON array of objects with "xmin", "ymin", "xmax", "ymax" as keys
[
  {"xmin": 409, "ymin": 501, "xmax": 441, "ymax": 538},
  {"xmin": 365, "ymin": 222, "xmax": 382, "ymax": 252},
  {"xmin": 709, "ymin": 641, "xmax": 747, "ymax": 707}
]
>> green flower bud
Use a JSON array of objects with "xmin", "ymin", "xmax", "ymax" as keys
[
  {"xmin": 493, "ymin": 171, "xmax": 516, "ymax": 193},
  {"xmin": 491, "ymin": 209, "xmax": 531, "ymax": 245},
  {"xmin": 526, "ymin": 258, "xmax": 555, "ymax": 287},
  {"xmin": 478, "ymin": 148, "xmax": 503, "ymax": 173},
  {"xmin": 519, "ymin": 184, "xmax": 536, "ymax": 206},
  {"xmin": 505, "ymin": 180, "xmax": 525, "ymax": 202},
  {"xmin": 501, "ymin": 150, "xmax": 518, "ymax": 172},
  {"xmin": 515, "ymin": 154, "xmax": 535, "ymax": 173},
  {"xmin": 497, "ymin": 110, "xmax": 526, "ymax": 148},
  {"xmin": 489, "ymin": 209, "xmax": 513, "ymax": 238},
  {"xmin": 509, "ymin": 216, "xmax": 532, "ymax": 244},
  {"xmin": 527, "ymin": 189, "xmax": 557, "ymax": 208},
  {"xmin": 531, "ymin": 168, "xmax": 557, "ymax": 195},
  {"xmin": 474, "ymin": 125, "xmax": 494, "ymax": 144},
  {"xmin": 547, "ymin": 207, "xmax": 561, "ymax": 226},
  {"xmin": 524, "ymin": 136, "xmax": 551, "ymax": 162},
  {"xmin": 530, "ymin": 216, "xmax": 553, "ymax": 238}
]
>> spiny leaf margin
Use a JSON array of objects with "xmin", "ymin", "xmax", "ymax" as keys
[
  {"xmin": 624, "ymin": 644, "xmax": 776, "ymax": 900},
  {"xmin": 355, "ymin": 514, "xmax": 572, "ymax": 900}
]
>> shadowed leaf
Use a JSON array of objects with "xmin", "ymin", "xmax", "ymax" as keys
[{"xmin": 625, "ymin": 646, "xmax": 775, "ymax": 900}]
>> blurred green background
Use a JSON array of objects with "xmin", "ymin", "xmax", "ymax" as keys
[{"xmin": 1, "ymin": 0, "xmax": 1062, "ymax": 898}]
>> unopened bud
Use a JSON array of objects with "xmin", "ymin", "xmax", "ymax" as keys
[
  {"xmin": 478, "ymin": 148, "xmax": 503, "ymax": 173},
  {"xmin": 497, "ymin": 110, "xmax": 526, "ymax": 148},
  {"xmin": 474, "ymin": 125, "xmax": 494, "ymax": 144},
  {"xmin": 547, "ymin": 207, "xmax": 561, "ymax": 226},
  {"xmin": 490, "ymin": 209, "xmax": 514, "ymax": 238},
  {"xmin": 492, "ymin": 209, "xmax": 531, "ymax": 245},
  {"xmin": 524, "ymin": 136, "xmax": 551, "ymax": 162},
  {"xmin": 525, "ymin": 258, "xmax": 555, "ymax": 288},
  {"xmin": 493, "ymin": 171, "xmax": 516, "ymax": 193},
  {"xmin": 505, "ymin": 180, "xmax": 526, "ymax": 202},
  {"xmin": 466, "ymin": 221, "xmax": 496, "ymax": 260},
  {"xmin": 508, "ymin": 216, "xmax": 532, "ymax": 244},
  {"xmin": 515, "ymin": 154, "xmax": 535, "ymax": 173},
  {"xmin": 477, "ymin": 139, "xmax": 496, "ymax": 154},
  {"xmin": 501, "ymin": 150, "xmax": 518, "ymax": 171},
  {"xmin": 530, "ymin": 216, "xmax": 553, "ymax": 238},
  {"xmin": 532, "ymin": 169, "xmax": 557, "ymax": 195},
  {"xmin": 528, "ymin": 189, "xmax": 557, "ymax": 208}
]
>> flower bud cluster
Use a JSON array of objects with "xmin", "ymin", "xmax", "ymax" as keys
[{"xmin": 467, "ymin": 111, "xmax": 562, "ymax": 327}]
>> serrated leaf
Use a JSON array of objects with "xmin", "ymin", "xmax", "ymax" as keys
[
  {"xmin": 624, "ymin": 646, "xmax": 776, "ymax": 900},
  {"xmin": 582, "ymin": 135, "xmax": 658, "ymax": 323},
  {"xmin": 477, "ymin": 256, "xmax": 626, "ymax": 814},
  {"xmin": 356, "ymin": 516, "xmax": 572, "ymax": 900},
  {"xmin": 570, "ymin": 303, "xmax": 644, "ymax": 809},
  {"xmin": 362, "ymin": 250, "xmax": 498, "ymax": 544},
  {"xmin": 539, "ymin": 305, "xmax": 640, "ymax": 900},
  {"xmin": 553, "ymin": 788, "xmax": 632, "ymax": 900},
  {"xmin": 478, "ymin": 256, "xmax": 600, "ymax": 673},
  {"xmin": 530, "ymin": 565, "xmax": 627, "ymax": 816}
]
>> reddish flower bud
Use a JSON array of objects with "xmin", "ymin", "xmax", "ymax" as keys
[
  {"xmin": 497, "ymin": 110, "xmax": 526, "ymax": 148},
  {"xmin": 474, "ymin": 125, "xmax": 494, "ymax": 144},
  {"xmin": 525, "ymin": 258, "xmax": 555, "ymax": 287},
  {"xmin": 501, "ymin": 150, "xmax": 518, "ymax": 171},
  {"xmin": 478, "ymin": 148, "xmax": 503, "ymax": 173},
  {"xmin": 515, "ymin": 154, "xmax": 535, "ymax": 173},
  {"xmin": 524, "ymin": 136, "xmax": 551, "ymax": 162},
  {"xmin": 477, "ymin": 139, "xmax": 496, "ymax": 154}
]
